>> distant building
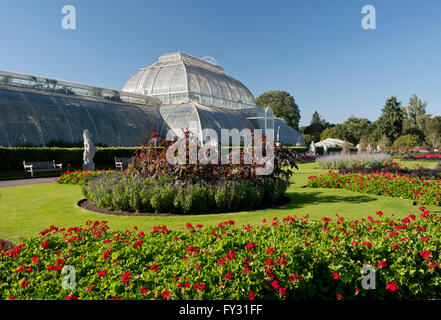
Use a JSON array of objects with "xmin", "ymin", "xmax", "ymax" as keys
[{"xmin": 0, "ymin": 52, "xmax": 305, "ymax": 147}]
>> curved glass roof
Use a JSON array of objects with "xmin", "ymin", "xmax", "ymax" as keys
[
  {"xmin": 122, "ymin": 52, "xmax": 256, "ymax": 110},
  {"xmin": 0, "ymin": 85, "xmax": 157, "ymax": 147},
  {"xmin": 274, "ymin": 118, "xmax": 305, "ymax": 146},
  {"xmin": 157, "ymin": 102, "xmax": 255, "ymax": 145}
]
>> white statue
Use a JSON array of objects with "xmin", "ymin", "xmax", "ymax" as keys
[
  {"xmin": 309, "ymin": 141, "xmax": 316, "ymax": 155},
  {"xmin": 366, "ymin": 144, "xmax": 373, "ymax": 154},
  {"xmin": 82, "ymin": 129, "xmax": 97, "ymax": 171},
  {"xmin": 357, "ymin": 143, "xmax": 363, "ymax": 154},
  {"xmin": 376, "ymin": 145, "xmax": 381, "ymax": 153}
]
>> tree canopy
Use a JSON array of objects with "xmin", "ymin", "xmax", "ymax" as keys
[{"xmin": 256, "ymin": 90, "xmax": 301, "ymax": 130}]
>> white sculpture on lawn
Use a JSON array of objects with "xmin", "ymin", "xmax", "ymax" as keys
[
  {"xmin": 82, "ymin": 129, "xmax": 97, "ymax": 171},
  {"xmin": 309, "ymin": 141, "xmax": 316, "ymax": 155}
]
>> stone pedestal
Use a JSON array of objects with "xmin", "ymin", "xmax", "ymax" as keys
[{"xmin": 82, "ymin": 162, "xmax": 95, "ymax": 171}]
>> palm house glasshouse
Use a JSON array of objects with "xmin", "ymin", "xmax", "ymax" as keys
[{"xmin": 0, "ymin": 52, "xmax": 305, "ymax": 147}]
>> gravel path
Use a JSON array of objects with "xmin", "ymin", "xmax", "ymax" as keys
[{"xmin": 0, "ymin": 177, "xmax": 57, "ymax": 188}]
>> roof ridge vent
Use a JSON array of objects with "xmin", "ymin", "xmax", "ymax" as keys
[{"xmin": 159, "ymin": 52, "xmax": 225, "ymax": 74}]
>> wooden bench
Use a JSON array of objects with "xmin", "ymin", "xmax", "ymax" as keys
[
  {"xmin": 114, "ymin": 157, "xmax": 131, "ymax": 171},
  {"xmin": 23, "ymin": 161, "xmax": 63, "ymax": 178}
]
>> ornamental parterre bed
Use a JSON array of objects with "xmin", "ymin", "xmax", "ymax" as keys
[
  {"xmin": 307, "ymin": 171, "xmax": 441, "ymax": 206},
  {"xmin": 1, "ymin": 207, "xmax": 441, "ymax": 300}
]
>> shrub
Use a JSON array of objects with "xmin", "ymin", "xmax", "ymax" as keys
[
  {"xmin": 82, "ymin": 172, "xmax": 282, "ymax": 214},
  {"xmin": 2, "ymin": 208, "xmax": 441, "ymax": 300},
  {"xmin": 316, "ymin": 154, "xmax": 393, "ymax": 170},
  {"xmin": 392, "ymin": 134, "xmax": 422, "ymax": 148}
]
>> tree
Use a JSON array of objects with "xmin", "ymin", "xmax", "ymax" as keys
[
  {"xmin": 425, "ymin": 116, "xmax": 441, "ymax": 149},
  {"xmin": 403, "ymin": 94, "xmax": 430, "ymax": 140},
  {"xmin": 342, "ymin": 117, "xmax": 373, "ymax": 144},
  {"xmin": 301, "ymin": 111, "xmax": 332, "ymax": 142},
  {"xmin": 392, "ymin": 134, "xmax": 422, "ymax": 148},
  {"xmin": 320, "ymin": 125, "xmax": 347, "ymax": 141},
  {"xmin": 256, "ymin": 90, "xmax": 301, "ymax": 130},
  {"xmin": 374, "ymin": 97, "xmax": 404, "ymax": 143}
]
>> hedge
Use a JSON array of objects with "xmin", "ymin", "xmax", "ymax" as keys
[
  {"xmin": 0, "ymin": 146, "xmax": 356, "ymax": 171},
  {"xmin": 0, "ymin": 147, "xmax": 141, "ymax": 171}
]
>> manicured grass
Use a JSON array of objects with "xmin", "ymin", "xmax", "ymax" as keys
[
  {"xmin": 1, "ymin": 162, "xmax": 438, "ymax": 242},
  {"xmin": 393, "ymin": 159, "xmax": 440, "ymax": 169}
]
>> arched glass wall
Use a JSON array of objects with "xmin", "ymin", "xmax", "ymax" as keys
[{"xmin": 0, "ymin": 86, "xmax": 157, "ymax": 147}]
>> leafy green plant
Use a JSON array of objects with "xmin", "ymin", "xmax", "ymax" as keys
[{"xmin": 1, "ymin": 207, "xmax": 440, "ymax": 300}]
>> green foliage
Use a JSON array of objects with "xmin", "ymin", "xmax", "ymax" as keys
[
  {"xmin": 82, "ymin": 172, "xmax": 287, "ymax": 214},
  {"xmin": 425, "ymin": 116, "xmax": 441, "ymax": 149},
  {"xmin": 256, "ymin": 90, "xmax": 301, "ymax": 130},
  {"xmin": 374, "ymin": 97, "xmax": 404, "ymax": 143},
  {"xmin": 320, "ymin": 125, "xmax": 347, "ymax": 141},
  {"xmin": 392, "ymin": 134, "xmax": 422, "ymax": 148},
  {"xmin": 2, "ymin": 209, "xmax": 441, "ymax": 300},
  {"xmin": 301, "ymin": 111, "xmax": 334, "ymax": 143}
]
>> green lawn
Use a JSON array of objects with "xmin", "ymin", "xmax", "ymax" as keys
[{"xmin": 1, "ymin": 161, "xmax": 438, "ymax": 243}]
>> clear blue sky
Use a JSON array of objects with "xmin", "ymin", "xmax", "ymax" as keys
[{"xmin": 0, "ymin": 0, "xmax": 440, "ymax": 126}]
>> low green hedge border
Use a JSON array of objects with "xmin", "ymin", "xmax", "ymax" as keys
[
  {"xmin": 0, "ymin": 147, "xmax": 139, "ymax": 171},
  {"xmin": 0, "ymin": 146, "xmax": 354, "ymax": 171}
]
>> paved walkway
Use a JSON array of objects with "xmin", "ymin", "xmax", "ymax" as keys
[{"xmin": 0, "ymin": 177, "xmax": 57, "ymax": 188}]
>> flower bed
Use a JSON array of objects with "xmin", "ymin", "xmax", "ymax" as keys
[
  {"xmin": 338, "ymin": 163, "xmax": 441, "ymax": 180},
  {"xmin": 56, "ymin": 170, "xmax": 115, "ymax": 185},
  {"xmin": 307, "ymin": 171, "xmax": 441, "ymax": 206},
  {"xmin": 82, "ymin": 172, "xmax": 289, "ymax": 214},
  {"xmin": 1, "ymin": 208, "xmax": 441, "ymax": 300},
  {"xmin": 404, "ymin": 153, "xmax": 441, "ymax": 161}
]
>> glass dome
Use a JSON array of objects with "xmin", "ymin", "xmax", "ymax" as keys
[
  {"xmin": 122, "ymin": 52, "xmax": 256, "ymax": 109},
  {"xmin": 157, "ymin": 102, "xmax": 256, "ymax": 146}
]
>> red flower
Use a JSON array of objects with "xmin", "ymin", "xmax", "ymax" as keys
[
  {"xmin": 243, "ymin": 267, "xmax": 251, "ymax": 275},
  {"xmin": 391, "ymin": 244, "xmax": 399, "ymax": 250},
  {"xmin": 41, "ymin": 241, "xmax": 49, "ymax": 249},
  {"xmin": 385, "ymin": 281, "xmax": 399, "ymax": 292},
  {"xmin": 65, "ymin": 295, "xmax": 78, "ymax": 300},
  {"xmin": 193, "ymin": 282, "xmax": 205, "ymax": 291},
  {"xmin": 245, "ymin": 242, "xmax": 256, "ymax": 250},
  {"xmin": 333, "ymin": 272, "xmax": 339, "ymax": 280},
  {"xmin": 420, "ymin": 251, "xmax": 431, "ymax": 260},
  {"xmin": 267, "ymin": 247, "xmax": 276, "ymax": 254},
  {"xmin": 248, "ymin": 292, "xmax": 257, "ymax": 300},
  {"xmin": 223, "ymin": 272, "xmax": 233, "ymax": 280},
  {"xmin": 336, "ymin": 294, "xmax": 344, "ymax": 300},
  {"xmin": 97, "ymin": 270, "xmax": 107, "ymax": 277},
  {"xmin": 377, "ymin": 261, "xmax": 387, "ymax": 268},
  {"xmin": 86, "ymin": 284, "xmax": 95, "ymax": 292},
  {"xmin": 271, "ymin": 280, "xmax": 279, "ymax": 289},
  {"xmin": 264, "ymin": 259, "xmax": 275, "ymax": 266},
  {"xmin": 121, "ymin": 270, "xmax": 131, "ymax": 284},
  {"xmin": 162, "ymin": 290, "xmax": 171, "ymax": 299},
  {"xmin": 20, "ymin": 279, "xmax": 28, "ymax": 289},
  {"xmin": 150, "ymin": 263, "xmax": 160, "ymax": 271}
]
